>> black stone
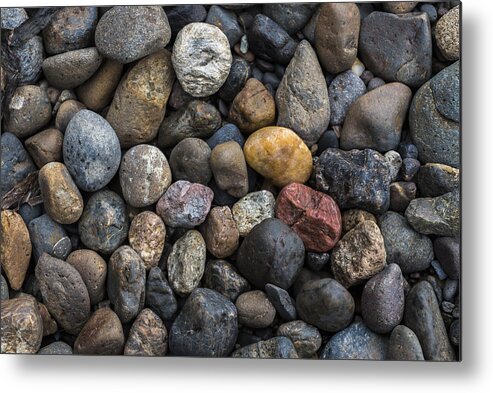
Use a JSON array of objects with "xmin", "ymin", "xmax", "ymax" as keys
[
  {"xmin": 262, "ymin": 72, "xmax": 280, "ymax": 90},
  {"xmin": 400, "ymin": 158, "xmax": 421, "ymax": 181},
  {"xmin": 397, "ymin": 142, "xmax": 419, "ymax": 159},
  {"xmin": 434, "ymin": 237, "xmax": 460, "ymax": 279},
  {"xmin": 218, "ymin": 57, "xmax": 251, "ymax": 102},
  {"xmin": 166, "ymin": 5, "xmax": 207, "ymax": 41},
  {"xmin": 207, "ymin": 123, "xmax": 245, "ymax": 149},
  {"xmin": 145, "ymin": 267, "xmax": 178, "ymax": 321},
  {"xmin": 265, "ymin": 283, "xmax": 297, "ymax": 321},
  {"xmin": 305, "ymin": 252, "xmax": 330, "ymax": 272},
  {"xmin": 202, "ymin": 260, "xmax": 250, "ymax": 302},
  {"xmin": 316, "ymin": 129, "xmax": 339, "ymax": 154},
  {"xmin": 262, "ymin": 4, "xmax": 317, "ymax": 35},
  {"xmin": 205, "ymin": 5, "xmax": 243, "ymax": 47}
]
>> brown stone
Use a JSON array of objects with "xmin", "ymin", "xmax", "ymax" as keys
[
  {"xmin": 38, "ymin": 301, "xmax": 58, "ymax": 336},
  {"xmin": 200, "ymin": 206, "xmax": 240, "ymax": 259},
  {"xmin": 390, "ymin": 181, "xmax": 417, "ymax": 212},
  {"xmin": 382, "ymin": 2, "xmax": 418, "ymax": 14},
  {"xmin": 315, "ymin": 3, "xmax": 360, "ymax": 74},
  {"xmin": 0, "ymin": 210, "xmax": 32, "ymax": 291},
  {"xmin": 25, "ymin": 128, "xmax": 64, "ymax": 168},
  {"xmin": 435, "ymin": 6, "xmax": 460, "ymax": 61},
  {"xmin": 235, "ymin": 290, "xmax": 276, "ymax": 329},
  {"xmin": 55, "ymin": 99, "xmax": 85, "ymax": 132},
  {"xmin": 210, "ymin": 141, "xmax": 249, "ymax": 198},
  {"xmin": 229, "ymin": 78, "xmax": 275, "ymax": 134},
  {"xmin": 341, "ymin": 209, "xmax": 378, "ymax": 235},
  {"xmin": 124, "ymin": 308, "xmax": 168, "ymax": 356}
]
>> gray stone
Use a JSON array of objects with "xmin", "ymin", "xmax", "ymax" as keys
[
  {"xmin": 434, "ymin": 237, "xmax": 460, "ymax": 280},
  {"xmin": 449, "ymin": 319, "xmax": 460, "ymax": 347},
  {"xmin": 416, "ymin": 163, "xmax": 460, "ymax": 197},
  {"xmin": 38, "ymin": 341, "xmax": 73, "ymax": 355},
  {"xmin": 1, "ymin": 7, "xmax": 28, "ymax": 29},
  {"xmin": 205, "ymin": 6, "xmax": 243, "ymax": 46},
  {"xmin": 265, "ymin": 283, "xmax": 297, "ymax": 322},
  {"xmin": 145, "ymin": 267, "xmax": 177, "ymax": 321},
  {"xmin": 170, "ymin": 138, "xmax": 212, "ymax": 185},
  {"xmin": 277, "ymin": 320, "xmax": 321, "ymax": 358},
  {"xmin": 236, "ymin": 290, "xmax": 276, "ymax": 329},
  {"xmin": 1, "ymin": 275, "xmax": 8, "ymax": 300},
  {"xmin": 385, "ymin": 150, "xmax": 403, "ymax": 182},
  {"xmin": 232, "ymin": 191, "xmax": 276, "ymax": 237},
  {"xmin": 207, "ymin": 123, "xmax": 245, "ymax": 149},
  {"xmin": 28, "ymin": 214, "xmax": 72, "ymax": 262},
  {"xmin": 232, "ymin": 336, "xmax": 298, "ymax": 359},
  {"xmin": 387, "ymin": 325, "xmax": 424, "ymax": 360},
  {"xmin": 13, "ymin": 36, "xmax": 44, "ymax": 85},
  {"xmin": 328, "ymin": 70, "xmax": 366, "ymax": 126},
  {"xmin": 262, "ymin": 4, "xmax": 317, "ymax": 35},
  {"xmin": 202, "ymin": 260, "xmax": 250, "ymax": 302},
  {"xmin": 124, "ymin": 308, "xmax": 168, "ymax": 356}
]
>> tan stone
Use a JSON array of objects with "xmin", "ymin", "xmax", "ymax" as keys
[
  {"xmin": 200, "ymin": 206, "xmax": 240, "ymax": 259},
  {"xmin": 435, "ymin": 6, "xmax": 460, "ymax": 61},
  {"xmin": 25, "ymin": 128, "xmax": 64, "ymax": 168},
  {"xmin": 124, "ymin": 308, "xmax": 168, "ymax": 356},
  {"xmin": 382, "ymin": 2, "xmax": 418, "ymax": 14},
  {"xmin": 55, "ymin": 99, "xmax": 85, "ymax": 132},
  {"xmin": 341, "ymin": 209, "xmax": 378, "ymax": 235},
  {"xmin": 210, "ymin": 141, "xmax": 249, "ymax": 198}
]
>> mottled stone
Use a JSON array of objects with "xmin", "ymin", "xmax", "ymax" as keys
[
  {"xmin": 1, "ymin": 8, "xmax": 28, "ymax": 29},
  {"xmin": 28, "ymin": 214, "xmax": 72, "ymax": 262},
  {"xmin": 434, "ymin": 237, "xmax": 460, "ymax": 280},
  {"xmin": 145, "ymin": 267, "xmax": 177, "ymax": 321},
  {"xmin": 435, "ymin": 6, "xmax": 460, "ymax": 61},
  {"xmin": 277, "ymin": 320, "xmax": 322, "ymax": 358},
  {"xmin": 218, "ymin": 57, "xmax": 251, "ymax": 102},
  {"xmin": 305, "ymin": 252, "xmax": 330, "ymax": 272},
  {"xmin": 232, "ymin": 336, "xmax": 298, "ymax": 359},
  {"xmin": 170, "ymin": 138, "xmax": 212, "ymax": 185},
  {"xmin": 232, "ymin": 190, "xmax": 275, "ymax": 237},
  {"xmin": 341, "ymin": 209, "xmax": 377, "ymax": 235},
  {"xmin": 202, "ymin": 260, "xmax": 250, "ymax": 302},
  {"xmin": 1, "ymin": 275, "xmax": 8, "ymax": 300},
  {"xmin": 390, "ymin": 181, "xmax": 417, "ymax": 212},
  {"xmin": 13, "ymin": 36, "xmax": 44, "ymax": 85},
  {"xmin": 124, "ymin": 308, "xmax": 168, "ymax": 356},
  {"xmin": 263, "ymin": 3, "xmax": 316, "ymax": 35},
  {"xmin": 205, "ymin": 5, "xmax": 243, "ymax": 46},
  {"xmin": 37, "ymin": 302, "xmax": 57, "ymax": 336},
  {"xmin": 236, "ymin": 290, "xmax": 276, "ymax": 329},
  {"xmin": 329, "ymin": 70, "xmax": 366, "ymax": 126},
  {"xmin": 38, "ymin": 341, "xmax": 73, "ymax": 355},
  {"xmin": 200, "ymin": 206, "xmax": 239, "ymax": 259},
  {"xmin": 416, "ymin": 163, "xmax": 460, "ymax": 197},
  {"xmin": 265, "ymin": 283, "xmax": 297, "ymax": 321},
  {"xmin": 387, "ymin": 325, "xmax": 425, "ymax": 360}
]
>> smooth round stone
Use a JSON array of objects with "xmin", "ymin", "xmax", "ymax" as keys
[
  {"xmin": 237, "ymin": 218, "xmax": 305, "ymax": 290},
  {"xmin": 265, "ymin": 283, "xmax": 297, "ymax": 322},
  {"xmin": 165, "ymin": 5, "xmax": 207, "ymax": 41},
  {"xmin": 172, "ymin": 23, "xmax": 232, "ymax": 97},
  {"xmin": 434, "ymin": 237, "xmax": 460, "ymax": 279},
  {"xmin": 232, "ymin": 191, "xmax": 275, "ymax": 237},
  {"xmin": 244, "ymin": 126, "xmax": 313, "ymax": 188},
  {"xmin": 277, "ymin": 320, "xmax": 322, "ymax": 358},
  {"xmin": 210, "ymin": 141, "xmax": 249, "ymax": 198},
  {"xmin": 200, "ymin": 206, "xmax": 239, "ymax": 259},
  {"xmin": 1, "ymin": 8, "xmax": 28, "ymax": 29},
  {"xmin": 78, "ymin": 191, "xmax": 129, "ymax": 254},
  {"xmin": 38, "ymin": 341, "xmax": 73, "ymax": 355},
  {"xmin": 292, "ymin": 268, "xmax": 331, "ymax": 299},
  {"xmin": 124, "ymin": 308, "xmax": 168, "ymax": 356},
  {"xmin": 5, "ymin": 85, "xmax": 51, "ymax": 138},
  {"xmin": 232, "ymin": 336, "xmax": 298, "ymax": 359},
  {"xmin": 435, "ymin": 6, "xmax": 460, "ymax": 61},
  {"xmin": 367, "ymin": 77, "xmax": 385, "ymax": 91},
  {"xmin": 74, "ymin": 308, "xmax": 124, "ymax": 355},
  {"xmin": 128, "ymin": 212, "xmax": 166, "ymax": 271},
  {"xmin": 382, "ymin": 2, "xmax": 418, "ymax": 13},
  {"xmin": 66, "ymin": 249, "xmax": 107, "ymax": 305},
  {"xmin": 145, "ymin": 267, "xmax": 177, "ymax": 321},
  {"xmin": 276, "ymin": 40, "xmax": 329, "ymax": 147},
  {"xmin": 107, "ymin": 246, "xmax": 146, "ymax": 324},
  {"xmin": 390, "ymin": 181, "xmax": 417, "ymax": 213},
  {"xmin": 219, "ymin": 57, "xmax": 251, "ymax": 102},
  {"xmin": 361, "ymin": 264, "xmax": 405, "ymax": 334},
  {"xmin": 13, "ymin": 36, "xmax": 44, "ymax": 85},
  {"xmin": 331, "ymin": 220, "xmax": 387, "ymax": 287},
  {"xmin": 95, "ymin": 6, "xmax": 170, "ymax": 64},
  {"xmin": 169, "ymin": 288, "xmax": 238, "ymax": 357},
  {"xmin": 379, "ymin": 211, "xmax": 433, "ymax": 274},
  {"xmin": 404, "ymin": 281, "xmax": 455, "ymax": 361},
  {"xmin": 1, "ymin": 275, "xmax": 9, "ymax": 300},
  {"xmin": 39, "ymin": 162, "xmax": 83, "ymax": 225},
  {"xmin": 170, "ymin": 138, "xmax": 212, "ymax": 185},
  {"xmin": 205, "ymin": 5, "xmax": 243, "ymax": 46},
  {"xmin": 24, "ymin": 132, "xmax": 60, "ymax": 169},
  {"xmin": 119, "ymin": 145, "xmax": 172, "ymax": 208},
  {"xmin": 263, "ymin": 3, "xmax": 316, "ymax": 35},
  {"xmin": 416, "ymin": 163, "xmax": 460, "ymax": 198},
  {"xmin": 316, "ymin": 129, "xmax": 339, "ymax": 153},
  {"xmin": 387, "ymin": 325, "xmax": 425, "ymax": 360},
  {"xmin": 296, "ymin": 278, "xmax": 354, "ymax": 332},
  {"xmin": 43, "ymin": 7, "xmax": 98, "ymax": 54},
  {"xmin": 207, "ymin": 123, "xmax": 245, "ymax": 149},
  {"xmin": 35, "ymin": 253, "xmax": 90, "ymax": 334},
  {"xmin": 1, "ymin": 297, "xmax": 43, "ymax": 354},
  {"xmin": 0, "ymin": 210, "xmax": 32, "ymax": 291},
  {"xmin": 156, "ymin": 180, "xmax": 214, "ymax": 228},
  {"xmin": 202, "ymin": 260, "xmax": 250, "ymax": 302},
  {"xmin": 28, "ymin": 214, "xmax": 72, "ymax": 262},
  {"xmin": 329, "ymin": 70, "xmax": 366, "ymax": 126},
  {"xmin": 320, "ymin": 319, "xmax": 388, "ymax": 360},
  {"xmin": 236, "ymin": 290, "xmax": 276, "ymax": 329},
  {"xmin": 315, "ymin": 148, "xmax": 391, "ymax": 214},
  {"xmin": 315, "ymin": 3, "xmax": 360, "ymax": 74},
  {"xmin": 167, "ymin": 230, "xmax": 206, "ymax": 297},
  {"xmin": 64, "ymin": 110, "xmax": 121, "ymax": 192},
  {"xmin": 55, "ymin": 99, "xmax": 85, "ymax": 132},
  {"xmin": 107, "ymin": 50, "xmax": 175, "ymax": 148},
  {"xmin": 42, "ymin": 47, "xmax": 102, "ymax": 89}
]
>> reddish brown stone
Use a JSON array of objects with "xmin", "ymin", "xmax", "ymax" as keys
[{"xmin": 275, "ymin": 183, "xmax": 342, "ymax": 252}]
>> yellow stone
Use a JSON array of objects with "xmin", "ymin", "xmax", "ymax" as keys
[{"xmin": 243, "ymin": 126, "xmax": 313, "ymax": 187}]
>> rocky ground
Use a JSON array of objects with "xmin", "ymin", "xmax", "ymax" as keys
[{"xmin": 0, "ymin": 2, "xmax": 460, "ymax": 360}]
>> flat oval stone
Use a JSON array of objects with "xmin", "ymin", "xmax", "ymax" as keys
[
  {"xmin": 107, "ymin": 246, "xmax": 146, "ymax": 324},
  {"xmin": 236, "ymin": 290, "xmax": 276, "ymax": 328},
  {"xmin": 35, "ymin": 253, "xmax": 90, "ymax": 334},
  {"xmin": 277, "ymin": 320, "xmax": 322, "ymax": 358},
  {"xmin": 210, "ymin": 141, "xmax": 249, "ymax": 198},
  {"xmin": 169, "ymin": 288, "xmax": 238, "ymax": 357},
  {"xmin": 169, "ymin": 138, "xmax": 212, "ymax": 185},
  {"xmin": 107, "ymin": 50, "xmax": 175, "ymax": 148},
  {"xmin": 55, "ymin": 100, "xmax": 86, "ymax": 132},
  {"xmin": 28, "ymin": 214, "xmax": 72, "ymax": 262},
  {"xmin": 145, "ymin": 267, "xmax": 178, "ymax": 321},
  {"xmin": 95, "ymin": 6, "xmax": 171, "ymax": 64},
  {"xmin": 232, "ymin": 190, "xmax": 275, "ymax": 237},
  {"xmin": 124, "ymin": 308, "xmax": 168, "ymax": 356},
  {"xmin": 64, "ymin": 109, "xmax": 121, "ymax": 192},
  {"xmin": 200, "ymin": 206, "xmax": 239, "ymax": 259},
  {"xmin": 232, "ymin": 336, "xmax": 298, "ymax": 359},
  {"xmin": 296, "ymin": 278, "xmax": 354, "ymax": 332},
  {"xmin": 416, "ymin": 163, "xmax": 460, "ymax": 197},
  {"xmin": 329, "ymin": 70, "xmax": 367, "ymax": 126},
  {"xmin": 202, "ymin": 260, "xmax": 250, "ymax": 302},
  {"xmin": 387, "ymin": 325, "xmax": 424, "ymax": 360}
]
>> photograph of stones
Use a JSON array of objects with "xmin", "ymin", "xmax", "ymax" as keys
[{"xmin": 0, "ymin": 2, "xmax": 460, "ymax": 360}]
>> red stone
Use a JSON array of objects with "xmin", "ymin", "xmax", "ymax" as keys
[{"xmin": 275, "ymin": 183, "xmax": 342, "ymax": 252}]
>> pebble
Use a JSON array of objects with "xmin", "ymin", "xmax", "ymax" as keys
[
  {"xmin": 405, "ymin": 191, "xmax": 460, "ymax": 237},
  {"xmin": 205, "ymin": 5, "xmax": 243, "ymax": 47},
  {"xmin": 434, "ymin": 237, "xmax": 460, "ymax": 279},
  {"xmin": 351, "ymin": 58, "xmax": 366, "ymax": 77},
  {"xmin": 416, "ymin": 163, "xmax": 460, "ymax": 197},
  {"xmin": 202, "ymin": 260, "xmax": 250, "ymax": 302},
  {"xmin": 38, "ymin": 341, "xmax": 73, "ymax": 355},
  {"xmin": 379, "ymin": 211, "xmax": 433, "ymax": 274},
  {"xmin": 107, "ymin": 246, "xmax": 146, "ymax": 324},
  {"xmin": 409, "ymin": 61, "xmax": 460, "ymax": 167},
  {"xmin": 315, "ymin": 3, "xmax": 360, "ymax": 74},
  {"xmin": 78, "ymin": 190, "xmax": 129, "ymax": 254},
  {"xmin": 38, "ymin": 302, "xmax": 57, "ymax": 336},
  {"xmin": 387, "ymin": 325, "xmax": 424, "ymax": 361},
  {"xmin": 13, "ymin": 35, "xmax": 44, "ymax": 85},
  {"xmin": 95, "ymin": 6, "xmax": 171, "ymax": 64},
  {"xmin": 1, "ymin": 7, "xmax": 28, "ymax": 29},
  {"xmin": 401, "ymin": 158, "xmax": 421, "ymax": 181},
  {"xmin": 361, "ymin": 264, "xmax": 405, "ymax": 334},
  {"xmin": 275, "ymin": 182, "xmax": 342, "ymax": 252},
  {"xmin": 145, "ymin": 267, "xmax": 177, "ymax": 321},
  {"xmin": 43, "ymin": 7, "xmax": 98, "ymax": 54},
  {"xmin": 236, "ymin": 290, "xmax": 276, "ymax": 329},
  {"xmin": 331, "ymin": 220, "xmax": 387, "ymax": 287},
  {"xmin": 231, "ymin": 190, "xmax": 275, "ymax": 236},
  {"xmin": 128, "ymin": 212, "xmax": 166, "ymax": 270},
  {"xmin": 158, "ymin": 100, "xmax": 222, "ymax": 148},
  {"xmin": 28, "ymin": 214, "xmax": 72, "ymax": 262},
  {"xmin": 210, "ymin": 141, "xmax": 249, "ymax": 198},
  {"xmin": 237, "ymin": 218, "xmax": 305, "ymax": 290},
  {"xmin": 64, "ymin": 109, "xmax": 121, "ymax": 192},
  {"xmin": 359, "ymin": 12, "xmax": 432, "ymax": 87},
  {"xmin": 340, "ymin": 83, "xmax": 412, "ymax": 152},
  {"xmin": 229, "ymin": 78, "xmax": 276, "ymax": 134},
  {"xmin": 384, "ymin": 150, "xmax": 403, "ymax": 182},
  {"xmin": 421, "ymin": 4, "xmax": 438, "ymax": 23},
  {"xmin": 170, "ymin": 138, "xmax": 212, "ymax": 184},
  {"xmin": 55, "ymin": 100, "xmax": 85, "ymax": 132},
  {"xmin": 390, "ymin": 182, "xmax": 417, "ymax": 212},
  {"xmin": 169, "ymin": 288, "xmax": 238, "ymax": 357},
  {"xmin": 435, "ymin": 6, "xmax": 460, "ymax": 61},
  {"xmin": 124, "ymin": 309, "xmax": 168, "ymax": 356},
  {"xmin": 38, "ymin": 162, "xmax": 83, "ymax": 225},
  {"xmin": 218, "ymin": 57, "xmax": 251, "ymax": 102},
  {"xmin": 200, "ymin": 206, "xmax": 239, "ymax": 259},
  {"xmin": 74, "ymin": 307, "xmax": 124, "ymax": 355},
  {"xmin": 404, "ymin": 281, "xmax": 455, "ymax": 361},
  {"xmin": 315, "ymin": 148, "xmax": 391, "ymax": 214},
  {"xmin": 316, "ymin": 129, "xmax": 339, "ymax": 153},
  {"xmin": 247, "ymin": 14, "xmax": 297, "ymax": 65},
  {"xmin": 165, "ymin": 5, "xmax": 207, "ymax": 41},
  {"xmin": 35, "ymin": 253, "xmax": 90, "ymax": 334},
  {"xmin": 328, "ymin": 70, "xmax": 366, "ymax": 126},
  {"xmin": 156, "ymin": 180, "xmax": 214, "ymax": 228},
  {"xmin": 277, "ymin": 320, "xmax": 322, "ymax": 358},
  {"xmin": 263, "ymin": 4, "xmax": 316, "ymax": 35},
  {"xmin": 107, "ymin": 50, "xmax": 175, "ymax": 148},
  {"xmin": 367, "ymin": 77, "xmax": 385, "ymax": 91},
  {"xmin": 382, "ymin": 2, "xmax": 418, "ymax": 13},
  {"xmin": 443, "ymin": 279, "xmax": 459, "ymax": 302},
  {"xmin": 341, "ymin": 209, "xmax": 377, "ymax": 235},
  {"xmin": 207, "ymin": 123, "xmax": 245, "ymax": 149},
  {"xmin": 320, "ymin": 319, "xmax": 388, "ymax": 360},
  {"xmin": 398, "ymin": 142, "xmax": 419, "ymax": 160},
  {"xmin": 167, "ymin": 230, "xmax": 206, "ymax": 297},
  {"xmin": 449, "ymin": 320, "xmax": 460, "ymax": 347},
  {"xmin": 18, "ymin": 204, "xmax": 43, "ymax": 226},
  {"xmin": 305, "ymin": 252, "xmax": 330, "ymax": 272},
  {"xmin": 0, "ymin": 210, "xmax": 32, "ymax": 291},
  {"xmin": 232, "ymin": 336, "xmax": 298, "ymax": 359},
  {"xmin": 244, "ymin": 126, "xmax": 313, "ymax": 187},
  {"xmin": 172, "ymin": 23, "xmax": 232, "ymax": 97},
  {"xmin": 264, "ymin": 283, "xmax": 297, "ymax": 322},
  {"xmin": 1, "ymin": 275, "xmax": 8, "ymax": 300},
  {"xmin": 6, "ymin": 85, "xmax": 52, "ymax": 138},
  {"xmin": 1, "ymin": 297, "xmax": 43, "ymax": 354},
  {"xmin": 296, "ymin": 278, "xmax": 354, "ymax": 332}
]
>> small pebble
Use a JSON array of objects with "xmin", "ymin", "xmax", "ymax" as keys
[
  {"xmin": 124, "ymin": 309, "xmax": 168, "ymax": 356},
  {"xmin": 202, "ymin": 260, "xmax": 250, "ymax": 302},
  {"xmin": 236, "ymin": 290, "xmax": 276, "ymax": 329},
  {"xmin": 265, "ymin": 284, "xmax": 297, "ymax": 322},
  {"xmin": 128, "ymin": 212, "xmax": 166, "ymax": 270}
]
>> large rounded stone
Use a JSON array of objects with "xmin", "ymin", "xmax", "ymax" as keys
[
  {"xmin": 232, "ymin": 190, "xmax": 276, "ymax": 237},
  {"xmin": 202, "ymin": 260, "xmax": 250, "ymax": 302},
  {"xmin": 210, "ymin": 141, "xmax": 249, "ymax": 198},
  {"xmin": 328, "ymin": 70, "xmax": 367, "ymax": 126},
  {"xmin": 435, "ymin": 6, "xmax": 460, "ymax": 61},
  {"xmin": 169, "ymin": 138, "xmax": 212, "ymax": 185},
  {"xmin": 387, "ymin": 325, "xmax": 424, "ymax": 361},
  {"xmin": 124, "ymin": 308, "xmax": 168, "ymax": 356}
]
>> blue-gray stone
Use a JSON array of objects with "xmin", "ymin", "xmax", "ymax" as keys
[
  {"xmin": 206, "ymin": 5, "xmax": 243, "ymax": 47},
  {"xmin": 328, "ymin": 70, "xmax": 366, "ymax": 126},
  {"xmin": 207, "ymin": 123, "xmax": 245, "ymax": 149},
  {"xmin": 430, "ymin": 61, "xmax": 460, "ymax": 123},
  {"xmin": 262, "ymin": 4, "xmax": 317, "ymax": 35},
  {"xmin": 1, "ymin": 274, "xmax": 9, "ymax": 300},
  {"xmin": 38, "ymin": 341, "xmax": 73, "ymax": 355},
  {"xmin": 1, "ymin": 7, "xmax": 28, "ymax": 29},
  {"xmin": 265, "ymin": 283, "xmax": 297, "ymax": 321},
  {"xmin": 232, "ymin": 336, "xmax": 298, "ymax": 358},
  {"xmin": 145, "ymin": 267, "xmax": 178, "ymax": 321},
  {"xmin": 28, "ymin": 214, "xmax": 72, "ymax": 262},
  {"xmin": 18, "ymin": 203, "xmax": 43, "ymax": 225}
]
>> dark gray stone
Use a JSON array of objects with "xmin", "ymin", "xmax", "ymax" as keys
[
  {"xmin": 389, "ymin": 181, "xmax": 417, "ymax": 213},
  {"xmin": 206, "ymin": 5, "xmax": 243, "ymax": 46},
  {"xmin": 449, "ymin": 319, "xmax": 460, "ymax": 346},
  {"xmin": 434, "ymin": 237, "xmax": 460, "ymax": 279},
  {"xmin": 166, "ymin": 5, "xmax": 207, "ymax": 41},
  {"xmin": 1, "ymin": 274, "xmax": 9, "ymax": 300},
  {"xmin": 316, "ymin": 129, "xmax": 339, "ymax": 153},
  {"xmin": 232, "ymin": 336, "xmax": 298, "ymax": 359},
  {"xmin": 276, "ymin": 320, "xmax": 321, "ymax": 358},
  {"xmin": 262, "ymin": 4, "xmax": 317, "ymax": 35},
  {"xmin": 38, "ymin": 341, "xmax": 73, "ymax": 355},
  {"xmin": 145, "ymin": 267, "xmax": 178, "ymax": 321},
  {"xmin": 28, "ymin": 214, "xmax": 72, "ymax": 262},
  {"xmin": 218, "ymin": 57, "xmax": 251, "ymax": 102},
  {"xmin": 421, "ymin": 4, "xmax": 438, "ymax": 23},
  {"xmin": 265, "ymin": 283, "xmax": 297, "ymax": 322},
  {"xmin": 416, "ymin": 163, "xmax": 460, "ymax": 197},
  {"xmin": 397, "ymin": 142, "xmax": 419, "ymax": 160},
  {"xmin": 443, "ymin": 279, "xmax": 459, "ymax": 302},
  {"xmin": 328, "ymin": 70, "xmax": 366, "ymax": 126},
  {"xmin": 305, "ymin": 252, "xmax": 330, "ymax": 272},
  {"xmin": 387, "ymin": 325, "xmax": 424, "ymax": 360},
  {"xmin": 202, "ymin": 260, "xmax": 250, "ymax": 302},
  {"xmin": 169, "ymin": 138, "xmax": 212, "ymax": 185},
  {"xmin": 401, "ymin": 158, "xmax": 421, "ymax": 181},
  {"xmin": 13, "ymin": 36, "xmax": 44, "ymax": 85},
  {"xmin": 207, "ymin": 123, "xmax": 245, "ymax": 149}
]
